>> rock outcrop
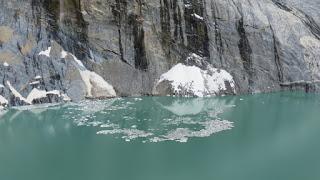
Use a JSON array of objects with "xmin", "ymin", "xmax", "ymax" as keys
[{"xmin": 0, "ymin": 0, "xmax": 320, "ymax": 106}]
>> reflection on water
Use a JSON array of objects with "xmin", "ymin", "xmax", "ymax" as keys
[
  {"xmin": 0, "ymin": 97, "xmax": 236, "ymax": 142},
  {"xmin": 0, "ymin": 97, "xmax": 235, "ymax": 142},
  {"xmin": 1, "ymin": 92, "xmax": 320, "ymax": 180}
]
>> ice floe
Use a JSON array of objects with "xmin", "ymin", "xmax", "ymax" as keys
[
  {"xmin": 64, "ymin": 96, "xmax": 235, "ymax": 143},
  {"xmin": 97, "ymin": 129, "xmax": 153, "ymax": 142}
]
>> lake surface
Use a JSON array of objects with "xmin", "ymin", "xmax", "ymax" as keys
[{"xmin": 0, "ymin": 92, "xmax": 320, "ymax": 180}]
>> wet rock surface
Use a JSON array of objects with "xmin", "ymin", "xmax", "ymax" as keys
[{"xmin": 0, "ymin": 0, "xmax": 320, "ymax": 106}]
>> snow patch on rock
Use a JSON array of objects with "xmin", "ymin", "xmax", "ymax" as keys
[
  {"xmin": 38, "ymin": 47, "xmax": 51, "ymax": 57},
  {"xmin": 155, "ymin": 59, "xmax": 235, "ymax": 97},
  {"xmin": 34, "ymin": 75, "xmax": 42, "ymax": 80},
  {"xmin": 26, "ymin": 88, "xmax": 61, "ymax": 104},
  {"xmin": 26, "ymin": 88, "xmax": 48, "ymax": 103},
  {"xmin": 61, "ymin": 50, "xmax": 68, "ymax": 59},
  {"xmin": 62, "ymin": 50, "xmax": 116, "ymax": 98},
  {"xmin": 61, "ymin": 93, "xmax": 71, "ymax": 101},
  {"xmin": 6, "ymin": 81, "xmax": 29, "ymax": 104},
  {"xmin": 29, "ymin": 81, "xmax": 40, "ymax": 85},
  {"xmin": 192, "ymin": 13, "xmax": 204, "ymax": 20},
  {"xmin": 79, "ymin": 71, "xmax": 116, "ymax": 98},
  {"xmin": 6, "ymin": 81, "xmax": 63, "ymax": 105},
  {"xmin": 70, "ymin": 54, "xmax": 86, "ymax": 69},
  {"xmin": 0, "ymin": 95, "xmax": 8, "ymax": 107}
]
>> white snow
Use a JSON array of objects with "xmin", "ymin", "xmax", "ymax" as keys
[
  {"xmin": 159, "ymin": 63, "xmax": 205, "ymax": 97},
  {"xmin": 79, "ymin": 71, "xmax": 116, "ymax": 98},
  {"xmin": 3, "ymin": 62, "xmax": 9, "ymax": 67},
  {"xmin": 66, "ymin": 52, "xmax": 116, "ymax": 98},
  {"xmin": 6, "ymin": 81, "xmax": 62, "ymax": 105},
  {"xmin": 0, "ymin": 84, "xmax": 4, "ymax": 88},
  {"xmin": 192, "ymin": 13, "xmax": 204, "ymax": 20},
  {"xmin": 29, "ymin": 81, "xmax": 40, "ymax": 85},
  {"xmin": 0, "ymin": 95, "xmax": 8, "ymax": 105},
  {"xmin": 61, "ymin": 50, "xmax": 68, "ymax": 59},
  {"xmin": 156, "ymin": 55, "xmax": 235, "ymax": 97},
  {"xmin": 38, "ymin": 47, "xmax": 52, "ymax": 57},
  {"xmin": 47, "ymin": 90, "xmax": 61, "ymax": 96},
  {"xmin": 61, "ymin": 93, "xmax": 71, "ymax": 101},
  {"xmin": 26, "ymin": 88, "xmax": 48, "ymax": 103},
  {"xmin": 26, "ymin": 88, "xmax": 61, "ymax": 104},
  {"xmin": 34, "ymin": 75, "xmax": 42, "ymax": 80},
  {"xmin": 70, "ymin": 54, "xmax": 86, "ymax": 69},
  {"xmin": 185, "ymin": 4, "xmax": 192, "ymax": 8},
  {"xmin": 156, "ymin": 120, "xmax": 233, "ymax": 143},
  {"xmin": 6, "ymin": 81, "xmax": 30, "ymax": 104}
]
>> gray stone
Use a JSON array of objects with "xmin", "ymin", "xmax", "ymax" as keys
[{"xmin": 0, "ymin": 0, "xmax": 319, "ymax": 106}]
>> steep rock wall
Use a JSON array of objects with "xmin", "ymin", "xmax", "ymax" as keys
[{"xmin": 0, "ymin": 0, "xmax": 320, "ymax": 106}]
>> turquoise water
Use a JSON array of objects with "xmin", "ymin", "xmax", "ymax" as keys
[{"xmin": 0, "ymin": 92, "xmax": 320, "ymax": 180}]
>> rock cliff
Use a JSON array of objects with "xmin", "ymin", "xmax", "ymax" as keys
[{"xmin": 1, "ymin": 0, "xmax": 320, "ymax": 107}]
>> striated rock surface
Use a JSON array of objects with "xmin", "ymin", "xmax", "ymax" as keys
[{"xmin": 0, "ymin": 0, "xmax": 320, "ymax": 106}]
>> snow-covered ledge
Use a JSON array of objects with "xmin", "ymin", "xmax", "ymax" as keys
[
  {"xmin": 62, "ymin": 51, "xmax": 116, "ymax": 98},
  {"xmin": 153, "ymin": 54, "xmax": 236, "ymax": 97},
  {"xmin": 6, "ymin": 81, "xmax": 65, "ymax": 105},
  {"xmin": 38, "ymin": 47, "xmax": 52, "ymax": 57},
  {"xmin": 0, "ymin": 95, "xmax": 8, "ymax": 110}
]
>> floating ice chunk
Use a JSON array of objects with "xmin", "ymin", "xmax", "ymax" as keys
[
  {"xmin": 38, "ymin": 47, "xmax": 51, "ymax": 57},
  {"xmin": 159, "ymin": 120, "xmax": 234, "ymax": 143},
  {"xmin": 97, "ymin": 129, "xmax": 153, "ymax": 140},
  {"xmin": 3, "ymin": 62, "xmax": 9, "ymax": 67},
  {"xmin": 0, "ymin": 84, "xmax": 4, "ymax": 88}
]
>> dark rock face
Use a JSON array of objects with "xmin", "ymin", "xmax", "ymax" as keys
[{"xmin": 1, "ymin": 0, "xmax": 320, "ymax": 106}]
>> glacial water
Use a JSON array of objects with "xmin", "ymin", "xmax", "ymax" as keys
[{"xmin": 0, "ymin": 92, "xmax": 320, "ymax": 180}]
